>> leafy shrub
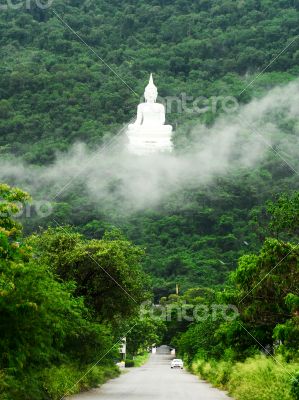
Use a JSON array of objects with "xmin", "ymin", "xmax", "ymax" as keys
[
  {"xmin": 192, "ymin": 355, "xmax": 299, "ymax": 400},
  {"xmin": 228, "ymin": 355, "xmax": 298, "ymax": 400},
  {"xmin": 133, "ymin": 353, "xmax": 150, "ymax": 367},
  {"xmin": 42, "ymin": 365, "xmax": 82, "ymax": 399},
  {"xmin": 0, "ymin": 371, "xmax": 45, "ymax": 400},
  {"xmin": 125, "ymin": 359, "xmax": 135, "ymax": 368},
  {"xmin": 291, "ymin": 371, "xmax": 299, "ymax": 400},
  {"xmin": 124, "ymin": 353, "xmax": 149, "ymax": 368},
  {"xmin": 42, "ymin": 364, "xmax": 119, "ymax": 400},
  {"xmin": 0, "ymin": 364, "xmax": 119, "ymax": 400},
  {"xmin": 191, "ymin": 358, "xmax": 233, "ymax": 388}
]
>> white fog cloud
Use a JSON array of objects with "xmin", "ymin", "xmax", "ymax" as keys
[{"xmin": 1, "ymin": 79, "xmax": 299, "ymax": 213}]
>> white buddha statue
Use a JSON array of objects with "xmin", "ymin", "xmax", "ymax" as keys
[{"xmin": 127, "ymin": 74, "xmax": 173, "ymax": 154}]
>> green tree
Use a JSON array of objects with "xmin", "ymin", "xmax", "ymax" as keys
[
  {"xmin": 125, "ymin": 316, "xmax": 166, "ymax": 356},
  {"xmin": 30, "ymin": 227, "xmax": 150, "ymax": 320},
  {"xmin": 0, "ymin": 185, "xmax": 118, "ymax": 399}
]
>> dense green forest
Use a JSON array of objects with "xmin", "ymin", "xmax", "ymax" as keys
[
  {"xmin": 167, "ymin": 191, "xmax": 299, "ymax": 399},
  {"xmin": 0, "ymin": 0, "xmax": 299, "ymax": 399},
  {"xmin": 1, "ymin": 0, "xmax": 299, "ymax": 295},
  {"xmin": 0, "ymin": 183, "xmax": 163, "ymax": 399},
  {"xmin": 1, "ymin": 0, "xmax": 299, "ymax": 162}
]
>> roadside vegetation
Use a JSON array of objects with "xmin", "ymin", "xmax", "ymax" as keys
[
  {"xmin": 192, "ymin": 356, "xmax": 299, "ymax": 400},
  {"xmin": 125, "ymin": 353, "xmax": 150, "ymax": 368},
  {"xmin": 168, "ymin": 192, "xmax": 299, "ymax": 400},
  {"xmin": 0, "ymin": 184, "xmax": 163, "ymax": 399}
]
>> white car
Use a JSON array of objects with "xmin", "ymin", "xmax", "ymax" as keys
[{"xmin": 171, "ymin": 359, "xmax": 184, "ymax": 369}]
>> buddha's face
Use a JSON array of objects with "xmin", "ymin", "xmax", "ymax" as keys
[{"xmin": 144, "ymin": 88, "xmax": 158, "ymax": 103}]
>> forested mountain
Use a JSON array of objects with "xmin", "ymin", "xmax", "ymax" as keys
[
  {"xmin": 1, "ymin": 0, "xmax": 299, "ymax": 161},
  {"xmin": 1, "ymin": 0, "xmax": 299, "ymax": 296}
]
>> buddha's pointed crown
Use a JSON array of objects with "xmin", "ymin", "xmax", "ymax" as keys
[
  {"xmin": 144, "ymin": 73, "xmax": 158, "ymax": 100},
  {"xmin": 145, "ymin": 74, "xmax": 158, "ymax": 91}
]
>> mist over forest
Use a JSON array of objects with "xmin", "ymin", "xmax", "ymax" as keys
[{"xmin": 1, "ymin": 1, "xmax": 299, "ymax": 399}]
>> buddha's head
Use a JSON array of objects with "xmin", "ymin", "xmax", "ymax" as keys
[{"xmin": 144, "ymin": 74, "xmax": 158, "ymax": 103}]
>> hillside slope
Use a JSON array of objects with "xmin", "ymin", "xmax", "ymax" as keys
[
  {"xmin": 1, "ymin": 0, "xmax": 299, "ymax": 296},
  {"xmin": 1, "ymin": 0, "xmax": 299, "ymax": 161}
]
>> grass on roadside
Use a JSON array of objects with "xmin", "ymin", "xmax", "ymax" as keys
[
  {"xmin": 0, "ymin": 364, "xmax": 119, "ymax": 400},
  {"xmin": 191, "ymin": 355, "xmax": 299, "ymax": 400},
  {"xmin": 125, "ymin": 352, "xmax": 150, "ymax": 368},
  {"xmin": 134, "ymin": 353, "xmax": 150, "ymax": 367}
]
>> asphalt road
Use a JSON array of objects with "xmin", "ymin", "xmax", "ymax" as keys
[{"xmin": 69, "ymin": 351, "xmax": 232, "ymax": 400}]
